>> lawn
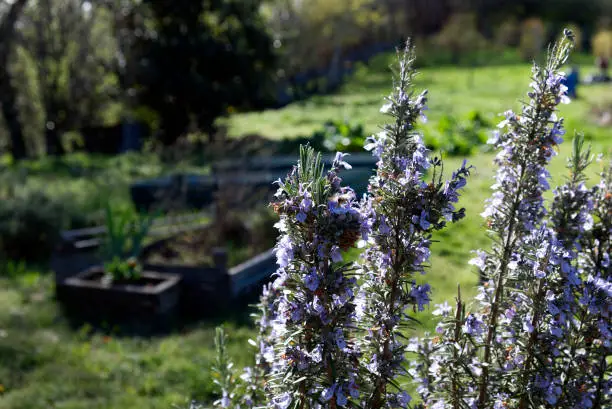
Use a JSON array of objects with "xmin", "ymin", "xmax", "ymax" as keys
[
  {"xmin": 1, "ymin": 52, "xmax": 611, "ymax": 408},
  {"xmin": 226, "ymin": 53, "xmax": 611, "ymax": 147}
]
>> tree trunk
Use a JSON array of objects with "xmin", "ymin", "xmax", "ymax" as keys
[
  {"xmin": 0, "ymin": 67, "xmax": 27, "ymax": 160},
  {"xmin": 0, "ymin": 0, "xmax": 29, "ymax": 160},
  {"xmin": 44, "ymin": 125, "xmax": 64, "ymax": 156}
]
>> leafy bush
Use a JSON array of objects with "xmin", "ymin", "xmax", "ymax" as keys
[
  {"xmin": 495, "ymin": 18, "xmax": 521, "ymax": 48},
  {"xmin": 313, "ymin": 119, "xmax": 366, "ymax": 153},
  {"xmin": 434, "ymin": 13, "xmax": 489, "ymax": 64},
  {"xmin": 592, "ymin": 29, "xmax": 612, "ymax": 58},
  {"xmin": 519, "ymin": 17, "xmax": 547, "ymax": 60},
  {"xmin": 0, "ymin": 190, "xmax": 85, "ymax": 262},
  {"xmin": 411, "ymin": 37, "xmax": 523, "ymax": 68},
  {"xmin": 274, "ymin": 119, "xmax": 366, "ymax": 154},
  {"xmin": 424, "ymin": 110, "xmax": 492, "ymax": 156}
]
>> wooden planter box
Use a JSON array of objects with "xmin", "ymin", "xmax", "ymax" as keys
[
  {"xmin": 143, "ymin": 249, "xmax": 232, "ymax": 318},
  {"xmin": 229, "ymin": 248, "xmax": 276, "ymax": 300},
  {"xmin": 60, "ymin": 267, "xmax": 181, "ymax": 326},
  {"xmin": 53, "ymin": 213, "xmax": 279, "ymax": 320}
]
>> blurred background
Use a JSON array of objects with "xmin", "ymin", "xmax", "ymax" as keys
[
  {"xmin": 0, "ymin": 1, "xmax": 611, "ymax": 408},
  {"xmin": 0, "ymin": 0, "xmax": 610, "ymax": 160}
]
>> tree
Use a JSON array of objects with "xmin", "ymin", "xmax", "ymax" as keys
[
  {"xmin": 20, "ymin": 0, "xmax": 118, "ymax": 155},
  {"xmin": 265, "ymin": 0, "xmax": 387, "ymax": 75},
  {"xmin": 98, "ymin": 0, "xmax": 150, "ymax": 122},
  {"xmin": 0, "ymin": 0, "xmax": 29, "ymax": 160},
  {"xmin": 435, "ymin": 12, "xmax": 488, "ymax": 64},
  {"xmin": 137, "ymin": 0, "xmax": 276, "ymax": 145}
]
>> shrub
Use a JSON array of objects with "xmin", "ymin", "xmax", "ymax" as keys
[
  {"xmin": 424, "ymin": 110, "xmax": 492, "ymax": 156},
  {"xmin": 519, "ymin": 17, "xmax": 547, "ymax": 61},
  {"xmin": 314, "ymin": 119, "xmax": 366, "ymax": 153},
  {"xmin": 592, "ymin": 29, "xmax": 612, "ymax": 58},
  {"xmin": 193, "ymin": 31, "xmax": 611, "ymax": 409},
  {"xmin": 274, "ymin": 120, "xmax": 366, "ymax": 154},
  {"xmin": 100, "ymin": 204, "xmax": 156, "ymax": 282},
  {"xmin": 434, "ymin": 13, "xmax": 489, "ymax": 65},
  {"xmin": 0, "ymin": 191, "xmax": 80, "ymax": 262},
  {"xmin": 495, "ymin": 18, "xmax": 521, "ymax": 48}
]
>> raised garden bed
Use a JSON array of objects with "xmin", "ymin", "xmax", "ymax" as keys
[
  {"xmin": 54, "ymin": 209, "xmax": 279, "ymax": 324},
  {"xmin": 143, "ymin": 221, "xmax": 275, "ymax": 268},
  {"xmin": 141, "ymin": 214, "xmax": 277, "ymax": 315},
  {"xmin": 51, "ymin": 210, "xmax": 211, "ymax": 286},
  {"xmin": 60, "ymin": 266, "xmax": 181, "ymax": 331}
]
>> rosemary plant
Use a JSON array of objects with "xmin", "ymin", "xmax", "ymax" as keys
[
  {"xmin": 201, "ymin": 29, "xmax": 610, "ymax": 409},
  {"xmin": 354, "ymin": 42, "xmax": 471, "ymax": 409}
]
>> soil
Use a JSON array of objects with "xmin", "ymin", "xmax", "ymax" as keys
[
  {"xmin": 143, "ymin": 215, "xmax": 277, "ymax": 268},
  {"xmin": 82, "ymin": 269, "xmax": 165, "ymax": 288}
]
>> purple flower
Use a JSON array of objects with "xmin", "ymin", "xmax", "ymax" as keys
[
  {"xmin": 378, "ymin": 216, "xmax": 392, "ymax": 234},
  {"xmin": 312, "ymin": 296, "xmax": 325, "ymax": 315},
  {"xmin": 333, "ymin": 328, "xmax": 349, "ymax": 351},
  {"xmin": 364, "ymin": 132, "xmax": 387, "ymax": 159},
  {"xmin": 296, "ymin": 211, "xmax": 307, "ymax": 223},
  {"xmin": 304, "ymin": 270, "xmax": 320, "ymax": 291},
  {"xmin": 336, "ymin": 386, "xmax": 348, "ymax": 406},
  {"xmin": 410, "ymin": 284, "xmax": 431, "ymax": 311},
  {"xmin": 432, "ymin": 302, "xmax": 452, "ymax": 317},
  {"xmin": 310, "ymin": 344, "xmax": 323, "ymax": 363},
  {"xmin": 272, "ymin": 392, "xmax": 291, "ymax": 409},
  {"xmin": 275, "ymin": 235, "xmax": 294, "ymax": 268},
  {"xmin": 412, "ymin": 210, "xmax": 431, "ymax": 230},
  {"xmin": 333, "ymin": 152, "xmax": 352, "ymax": 170},
  {"xmin": 464, "ymin": 313, "xmax": 484, "ymax": 336},
  {"xmin": 322, "ymin": 384, "xmax": 335, "ymax": 401},
  {"xmin": 330, "ymin": 246, "xmax": 343, "ymax": 263},
  {"xmin": 216, "ymin": 391, "xmax": 230, "ymax": 408}
]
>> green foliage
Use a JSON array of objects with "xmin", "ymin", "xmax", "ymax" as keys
[
  {"xmin": 0, "ymin": 260, "xmax": 28, "ymax": 278},
  {"xmin": 314, "ymin": 119, "xmax": 366, "ymax": 153},
  {"xmin": 0, "ymin": 149, "xmax": 607, "ymax": 408},
  {"xmin": 592, "ymin": 29, "xmax": 612, "ymax": 58},
  {"xmin": 211, "ymin": 327, "xmax": 234, "ymax": 402},
  {"xmin": 519, "ymin": 18, "xmax": 547, "ymax": 61},
  {"xmin": 434, "ymin": 13, "xmax": 489, "ymax": 64},
  {"xmin": 424, "ymin": 110, "xmax": 492, "ymax": 156},
  {"xmin": 102, "ymin": 256, "xmax": 142, "ymax": 282},
  {"xmin": 227, "ymin": 56, "xmax": 610, "ymax": 148},
  {"xmin": 270, "ymin": 119, "xmax": 366, "ymax": 154},
  {"xmin": 9, "ymin": 0, "xmax": 119, "ymax": 157},
  {"xmin": 0, "ymin": 272, "xmax": 256, "ymax": 409},
  {"xmin": 101, "ymin": 204, "xmax": 156, "ymax": 281},
  {"xmin": 0, "ymin": 189, "xmax": 85, "ymax": 262},
  {"xmin": 138, "ymin": 0, "xmax": 277, "ymax": 145},
  {"xmin": 0, "ymin": 47, "xmax": 610, "ymax": 408},
  {"xmin": 264, "ymin": 0, "xmax": 388, "ymax": 76},
  {"xmin": 494, "ymin": 18, "xmax": 521, "ymax": 48}
]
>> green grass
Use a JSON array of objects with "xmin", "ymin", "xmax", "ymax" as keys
[
  {"xmin": 0, "ymin": 151, "xmax": 213, "ymax": 226},
  {"xmin": 1, "ymin": 51, "xmax": 611, "ymax": 408},
  {"xmin": 0, "ymin": 270, "xmax": 256, "ymax": 409},
  {"xmin": 225, "ymin": 55, "xmax": 611, "ymax": 148}
]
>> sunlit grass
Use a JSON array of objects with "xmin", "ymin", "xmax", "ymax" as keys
[{"xmin": 226, "ymin": 58, "xmax": 611, "ymax": 147}]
